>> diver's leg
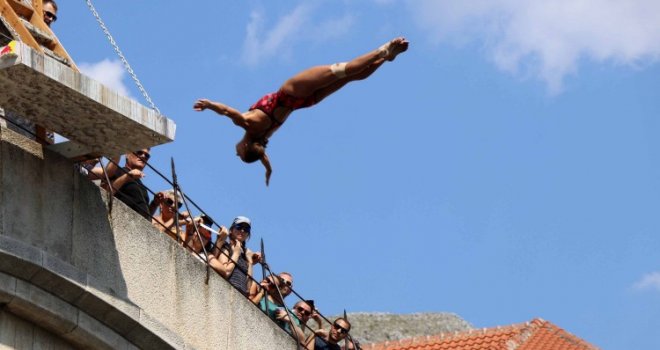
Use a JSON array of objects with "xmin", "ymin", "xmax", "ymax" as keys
[{"xmin": 280, "ymin": 37, "xmax": 408, "ymax": 98}]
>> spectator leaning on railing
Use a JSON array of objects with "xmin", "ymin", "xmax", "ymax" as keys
[
  {"xmin": 110, "ymin": 149, "xmax": 158, "ymax": 219},
  {"xmin": 275, "ymin": 299, "xmax": 322, "ymax": 343},
  {"xmin": 151, "ymin": 189, "xmax": 189, "ymax": 239},
  {"xmin": 250, "ymin": 271, "xmax": 294, "ymax": 320},
  {"xmin": 183, "ymin": 214, "xmax": 223, "ymax": 261},
  {"xmin": 305, "ymin": 317, "xmax": 351, "ymax": 350},
  {"xmin": 212, "ymin": 216, "xmax": 261, "ymax": 295}
]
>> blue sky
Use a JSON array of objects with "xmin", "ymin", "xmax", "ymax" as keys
[{"xmin": 52, "ymin": 1, "xmax": 660, "ymax": 349}]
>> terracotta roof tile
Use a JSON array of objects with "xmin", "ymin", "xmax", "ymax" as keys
[{"xmin": 363, "ymin": 318, "xmax": 598, "ymax": 350}]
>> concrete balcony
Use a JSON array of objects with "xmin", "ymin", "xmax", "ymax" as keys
[
  {"xmin": 0, "ymin": 125, "xmax": 295, "ymax": 349},
  {"xmin": 0, "ymin": 40, "xmax": 175, "ymax": 157}
]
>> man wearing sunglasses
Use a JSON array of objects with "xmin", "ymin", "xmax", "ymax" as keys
[
  {"xmin": 43, "ymin": 0, "xmax": 58, "ymax": 27},
  {"xmin": 275, "ymin": 300, "xmax": 323, "ymax": 342},
  {"xmin": 110, "ymin": 149, "xmax": 156, "ymax": 219},
  {"xmin": 305, "ymin": 317, "xmax": 351, "ymax": 350},
  {"xmin": 151, "ymin": 189, "xmax": 190, "ymax": 239},
  {"xmin": 250, "ymin": 271, "xmax": 294, "ymax": 320}
]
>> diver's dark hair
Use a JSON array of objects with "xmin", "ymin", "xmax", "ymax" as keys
[{"xmin": 242, "ymin": 143, "xmax": 265, "ymax": 163}]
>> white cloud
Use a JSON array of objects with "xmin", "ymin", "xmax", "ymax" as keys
[
  {"xmin": 409, "ymin": 0, "xmax": 660, "ymax": 94},
  {"xmin": 78, "ymin": 59, "xmax": 131, "ymax": 97},
  {"xmin": 633, "ymin": 272, "xmax": 660, "ymax": 292},
  {"xmin": 241, "ymin": 4, "xmax": 354, "ymax": 66},
  {"xmin": 309, "ymin": 14, "xmax": 355, "ymax": 42}
]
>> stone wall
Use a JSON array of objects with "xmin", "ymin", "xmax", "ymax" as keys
[
  {"xmin": 0, "ymin": 125, "xmax": 295, "ymax": 349},
  {"xmin": 0, "ymin": 309, "xmax": 76, "ymax": 349}
]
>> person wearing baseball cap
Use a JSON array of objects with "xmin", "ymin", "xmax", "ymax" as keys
[{"xmin": 212, "ymin": 216, "xmax": 261, "ymax": 295}]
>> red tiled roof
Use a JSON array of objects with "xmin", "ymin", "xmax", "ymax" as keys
[{"xmin": 363, "ymin": 318, "xmax": 599, "ymax": 350}]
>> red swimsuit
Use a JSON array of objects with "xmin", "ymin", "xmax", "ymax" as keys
[
  {"xmin": 249, "ymin": 90, "xmax": 317, "ymax": 118},
  {"xmin": 248, "ymin": 91, "xmax": 318, "ymax": 145}
]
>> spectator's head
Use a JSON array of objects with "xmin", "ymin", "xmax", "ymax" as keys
[
  {"xmin": 236, "ymin": 141, "xmax": 265, "ymax": 163},
  {"xmin": 292, "ymin": 300, "xmax": 313, "ymax": 323},
  {"xmin": 188, "ymin": 218, "xmax": 212, "ymax": 253},
  {"xmin": 159, "ymin": 189, "xmax": 182, "ymax": 216},
  {"xmin": 278, "ymin": 272, "xmax": 293, "ymax": 297},
  {"xmin": 329, "ymin": 317, "xmax": 351, "ymax": 343},
  {"xmin": 229, "ymin": 216, "xmax": 251, "ymax": 243},
  {"xmin": 43, "ymin": 0, "xmax": 58, "ymax": 27},
  {"xmin": 125, "ymin": 149, "xmax": 150, "ymax": 171}
]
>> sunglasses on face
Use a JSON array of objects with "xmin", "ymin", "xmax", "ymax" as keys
[
  {"xmin": 233, "ymin": 224, "xmax": 250, "ymax": 233},
  {"xmin": 44, "ymin": 10, "xmax": 57, "ymax": 22},
  {"xmin": 279, "ymin": 278, "xmax": 292, "ymax": 288},
  {"xmin": 135, "ymin": 150, "xmax": 151, "ymax": 160},
  {"xmin": 164, "ymin": 198, "xmax": 182, "ymax": 208},
  {"xmin": 333, "ymin": 323, "xmax": 349, "ymax": 334},
  {"xmin": 295, "ymin": 306, "xmax": 311, "ymax": 317}
]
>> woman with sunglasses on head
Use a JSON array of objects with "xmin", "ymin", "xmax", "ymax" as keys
[
  {"xmin": 193, "ymin": 37, "xmax": 409, "ymax": 186},
  {"xmin": 211, "ymin": 216, "xmax": 261, "ymax": 296},
  {"xmin": 150, "ymin": 189, "xmax": 189, "ymax": 240}
]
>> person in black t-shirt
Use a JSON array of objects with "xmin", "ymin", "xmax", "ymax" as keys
[
  {"xmin": 110, "ymin": 149, "xmax": 158, "ymax": 219},
  {"xmin": 305, "ymin": 317, "xmax": 351, "ymax": 350}
]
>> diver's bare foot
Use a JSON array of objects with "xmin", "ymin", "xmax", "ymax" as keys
[{"xmin": 379, "ymin": 37, "xmax": 409, "ymax": 61}]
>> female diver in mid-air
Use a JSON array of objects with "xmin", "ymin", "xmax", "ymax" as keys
[{"xmin": 193, "ymin": 37, "xmax": 409, "ymax": 185}]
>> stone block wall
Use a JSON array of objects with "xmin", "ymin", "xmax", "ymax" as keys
[{"xmin": 0, "ymin": 125, "xmax": 295, "ymax": 349}]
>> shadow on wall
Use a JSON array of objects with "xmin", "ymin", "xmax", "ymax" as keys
[{"xmin": 0, "ymin": 127, "xmax": 128, "ymax": 299}]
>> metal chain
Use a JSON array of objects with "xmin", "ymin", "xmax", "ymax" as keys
[{"xmin": 84, "ymin": 0, "xmax": 160, "ymax": 114}]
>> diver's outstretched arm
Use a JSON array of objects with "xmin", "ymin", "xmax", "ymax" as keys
[
  {"xmin": 261, "ymin": 153, "xmax": 272, "ymax": 186},
  {"xmin": 194, "ymin": 98, "xmax": 248, "ymax": 129}
]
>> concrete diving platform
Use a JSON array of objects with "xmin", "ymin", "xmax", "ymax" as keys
[{"xmin": 0, "ymin": 40, "xmax": 176, "ymax": 157}]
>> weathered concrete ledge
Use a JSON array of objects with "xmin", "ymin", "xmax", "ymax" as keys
[
  {"xmin": 0, "ymin": 125, "xmax": 294, "ymax": 349},
  {"xmin": 0, "ymin": 41, "xmax": 176, "ymax": 156},
  {"xmin": 0, "ymin": 235, "xmax": 181, "ymax": 349},
  {"xmin": 0, "ymin": 270, "xmax": 139, "ymax": 349}
]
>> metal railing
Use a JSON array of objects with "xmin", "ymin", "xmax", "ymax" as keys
[{"xmin": 0, "ymin": 114, "xmax": 361, "ymax": 349}]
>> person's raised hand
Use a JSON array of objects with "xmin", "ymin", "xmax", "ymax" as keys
[
  {"xmin": 193, "ymin": 99, "xmax": 210, "ymax": 111},
  {"xmin": 154, "ymin": 191, "xmax": 165, "ymax": 205},
  {"xmin": 259, "ymin": 278, "xmax": 271, "ymax": 291},
  {"xmin": 231, "ymin": 239, "xmax": 243, "ymax": 254},
  {"xmin": 265, "ymin": 169, "xmax": 271, "ymax": 186},
  {"xmin": 275, "ymin": 309, "xmax": 287, "ymax": 320},
  {"xmin": 248, "ymin": 251, "xmax": 262, "ymax": 265},
  {"xmin": 128, "ymin": 169, "xmax": 144, "ymax": 179},
  {"xmin": 311, "ymin": 309, "xmax": 321, "ymax": 319}
]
